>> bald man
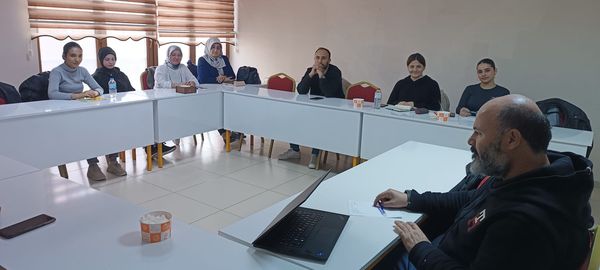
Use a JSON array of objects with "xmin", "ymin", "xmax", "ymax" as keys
[{"xmin": 373, "ymin": 95, "xmax": 594, "ymax": 269}]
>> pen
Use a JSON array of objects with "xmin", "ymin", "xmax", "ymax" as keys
[{"xmin": 376, "ymin": 200, "xmax": 386, "ymax": 216}]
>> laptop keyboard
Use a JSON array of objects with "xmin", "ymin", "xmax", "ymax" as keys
[{"xmin": 278, "ymin": 209, "xmax": 324, "ymax": 248}]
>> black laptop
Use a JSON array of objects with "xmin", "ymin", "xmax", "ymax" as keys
[{"xmin": 252, "ymin": 170, "xmax": 349, "ymax": 263}]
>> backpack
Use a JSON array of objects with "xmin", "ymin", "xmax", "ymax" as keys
[
  {"xmin": 536, "ymin": 98, "xmax": 593, "ymax": 157},
  {"xmin": 236, "ymin": 66, "xmax": 261, "ymax": 84},
  {"xmin": 19, "ymin": 71, "xmax": 51, "ymax": 102},
  {"xmin": 536, "ymin": 98, "xmax": 592, "ymax": 131},
  {"xmin": 0, "ymin": 81, "xmax": 21, "ymax": 104}
]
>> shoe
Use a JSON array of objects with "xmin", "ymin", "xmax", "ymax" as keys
[
  {"xmin": 173, "ymin": 138, "xmax": 181, "ymax": 145},
  {"xmin": 107, "ymin": 161, "xmax": 127, "ymax": 176},
  {"xmin": 151, "ymin": 143, "xmax": 177, "ymax": 159},
  {"xmin": 221, "ymin": 133, "xmax": 239, "ymax": 144},
  {"xmin": 278, "ymin": 149, "xmax": 300, "ymax": 160},
  {"xmin": 87, "ymin": 163, "xmax": 106, "ymax": 181},
  {"xmin": 308, "ymin": 154, "xmax": 318, "ymax": 169}
]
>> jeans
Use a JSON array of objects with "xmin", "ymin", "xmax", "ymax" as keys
[{"xmin": 289, "ymin": 143, "xmax": 320, "ymax": 155}]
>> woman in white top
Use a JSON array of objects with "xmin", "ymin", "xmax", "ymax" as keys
[{"xmin": 154, "ymin": 45, "xmax": 199, "ymax": 88}]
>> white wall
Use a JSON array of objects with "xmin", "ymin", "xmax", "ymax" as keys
[
  {"xmin": 0, "ymin": 0, "xmax": 39, "ymax": 87},
  {"xmin": 232, "ymin": 0, "xmax": 600, "ymax": 174}
]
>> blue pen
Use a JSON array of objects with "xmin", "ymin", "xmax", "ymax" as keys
[{"xmin": 376, "ymin": 201, "xmax": 386, "ymax": 216}]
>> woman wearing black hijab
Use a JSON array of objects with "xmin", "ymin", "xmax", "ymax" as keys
[{"xmin": 92, "ymin": 47, "xmax": 135, "ymax": 94}]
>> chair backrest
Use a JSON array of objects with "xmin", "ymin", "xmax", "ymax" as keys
[
  {"xmin": 140, "ymin": 66, "xmax": 157, "ymax": 90},
  {"xmin": 346, "ymin": 81, "xmax": 379, "ymax": 102},
  {"xmin": 585, "ymin": 225, "xmax": 600, "ymax": 270},
  {"xmin": 440, "ymin": 89, "xmax": 450, "ymax": 111},
  {"xmin": 267, "ymin": 73, "xmax": 296, "ymax": 92},
  {"xmin": 341, "ymin": 77, "xmax": 351, "ymax": 97}
]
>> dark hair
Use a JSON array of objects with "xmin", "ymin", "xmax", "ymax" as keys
[
  {"xmin": 497, "ymin": 105, "xmax": 552, "ymax": 153},
  {"xmin": 315, "ymin": 47, "xmax": 331, "ymax": 58},
  {"xmin": 62, "ymin": 41, "xmax": 82, "ymax": 58},
  {"xmin": 477, "ymin": 58, "xmax": 496, "ymax": 70},
  {"xmin": 406, "ymin": 53, "xmax": 426, "ymax": 67}
]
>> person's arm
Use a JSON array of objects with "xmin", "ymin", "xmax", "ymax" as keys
[
  {"xmin": 183, "ymin": 67, "xmax": 200, "ymax": 87},
  {"xmin": 406, "ymin": 189, "xmax": 475, "ymax": 216},
  {"xmin": 387, "ymin": 80, "xmax": 402, "ymax": 105},
  {"xmin": 223, "ymin": 56, "xmax": 236, "ymax": 80},
  {"xmin": 318, "ymin": 67, "xmax": 343, "ymax": 97},
  {"xmin": 297, "ymin": 68, "xmax": 312, "ymax": 94},
  {"xmin": 197, "ymin": 58, "xmax": 218, "ymax": 84},
  {"xmin": 423, "ymin": 81, "xmax": 441, "ymax": 110},
  {"xmin": 409, "ymin": 219, "xmax": 555, "ymax": 270},
  {"xmin": 82, "ymin": 69, "xmax": 103, "ymax": 95},
  {"xmin": 154, "ymin": 65, "xmax": 173, "ymax": 88},
  {"xmin": 121, "ymin": 73, "xmax": 136, "ymax": 92},
  {"xmin": 47, "ymin": 70, "xmax": 72, "ymax": 100},
  {"xmin": 456, "ymin": 86, "xmax": 471, "ymax": 114}
]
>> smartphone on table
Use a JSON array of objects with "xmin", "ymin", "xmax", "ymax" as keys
[{"xmin": 0, "ymin": 214, "xmax": 56, "ymax": 239}]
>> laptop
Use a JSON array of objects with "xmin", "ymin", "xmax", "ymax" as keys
[{"xmin": 252, "ymin": 170, "xmax": 349, "ymax": 263}]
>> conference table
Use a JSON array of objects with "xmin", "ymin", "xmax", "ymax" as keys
[
  {"xmin": 0, "ymin": 154, "xmax": 39, "ymax": 181},
  {"xmin": 219, "ymin": 84, "xmax": 362, "ymax": 165},
  {"xmin": 360, "ymin": 105, "xmax": 594, "ymax": 159},
  {"xmin": 220, "ymin": 141, "xmax": 473, "ymax": 269},
  {"xmin": 0, "ymin": 93, "xmax": 155, "ymax": 171},
  {"xmin": 0, "ymin": 170, "xmax": 304, "ymax": 270}
]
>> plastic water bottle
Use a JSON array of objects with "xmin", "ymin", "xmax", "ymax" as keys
[
  {"xmin": 373, "ymin": 89, "xmax": 382, "ymax": 109},
  {"xmin": 108, "ymin": 77, "xmax": 117, "ymax": 98}
]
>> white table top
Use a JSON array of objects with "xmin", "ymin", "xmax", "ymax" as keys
[
  {"xmin": 362, "ymin": 107, "xmax": 594, "ymax": 149},
  {"xmin": 0, "ymin": 155, "xmax": 39, "ymax": 181},
  {"xmin": 0, "ymin": 92, "xmax": 152, "ymax": 121},
  {"xmin": 133, "ymin": 88, "xmax": 222, "ymax": 100},
  {"xmin": 0, "ymin": 172, "xmax": 304, "ymax": 270},
  {"xmin": 221, "ymin": 141, "xmax": 472, "ymax": 269}
]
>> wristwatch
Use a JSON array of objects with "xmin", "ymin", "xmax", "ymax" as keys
[{"xmin": 404, "ymin": 189, "xmax": 412, "ymax": 207}]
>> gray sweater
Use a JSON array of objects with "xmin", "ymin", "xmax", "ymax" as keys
[{"xmin": 48, "ymin": 63, "xmax": 103, "ymax": 100}]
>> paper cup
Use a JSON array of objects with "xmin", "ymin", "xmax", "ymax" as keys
[
  {"xmin": 353, "ymin": 98, "xmax": 364, "ymax": 109},
  {"xmin": 436, "ymin": 111, "xmax": 450, "ymax": 122},
  {"xmin": 140, "ymin": 211, "xmax": 172, "ymax": 243}
]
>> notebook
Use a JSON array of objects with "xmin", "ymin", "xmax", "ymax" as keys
[{"xmin": 252, "ymin": 170, "xmax": 349, "ymax": 263}]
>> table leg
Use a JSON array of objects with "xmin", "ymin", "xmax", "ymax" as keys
[
  {"xmin": 352, "ymin": 157, "xmax": 360, "ymax": 167},
  {"xmin": 226, "ymin": 130, "xmax": 231, "ymax": 152},
  {"xmin": 158, "ymin": 143, "xmax": 164, "ymax": 168},
  {"xmin": 146, "ymin": 145, "xmax": 152, "ymax": 171}
]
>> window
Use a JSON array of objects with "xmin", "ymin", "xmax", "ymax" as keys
[
  {"xmin": 106, "ymin": 38, "xmax": 147, "ymax": 91},
  {"xmin": 39, "ymin": 36, "xmax": 97, "ymax": 74}
]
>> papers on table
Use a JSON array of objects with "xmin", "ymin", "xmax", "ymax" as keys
[{"xmin": 348, "ymin": 200, "xmax": 422, "ymax": 221}]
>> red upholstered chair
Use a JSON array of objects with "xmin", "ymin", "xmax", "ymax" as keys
[
  {"xmin": 346, "ymin": 81, "xmax": 379, "ymax": 102},
  {"xmin": 267, "ymin": 73, "xmax": 296, "ymax": 92},
  {"xmin": 265, "ymin": 73, "xmax": 296, "ymax": 158}
]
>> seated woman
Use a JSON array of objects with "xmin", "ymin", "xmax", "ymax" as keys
[
  {"xmin": 197, "ymin": 37, "xmax": 239, "ymax": 141},
  {"xmin": 47, "ymin": 42, "xmax": 107, "ymax": 181},
  {"xmin": 197, "ymin": 37, "xmax": 235, "ymax": 84},
  {"xmin": 154, "ymin": 45, "xmax": 199, "ymax": 89},
  {"xmin": 387, "ymin": 53, "xmax": 441, "ymax": 110},
  {"xmin": 456, "ymin": 58, "xmax": 510, "ymax": 116}
]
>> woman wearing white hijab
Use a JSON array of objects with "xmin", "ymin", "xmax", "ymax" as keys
[
  {"xmin": 154, "ymin": 45, "xmax": 199, "ymax": 89},
  {"xmin": 197, "ymin": 37, "xmax": 236, "ymax": 84}
]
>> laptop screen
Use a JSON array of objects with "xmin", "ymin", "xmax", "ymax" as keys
[{"xmin": 255, "ymin": 170, "xmax": 331, "ymax": 239}]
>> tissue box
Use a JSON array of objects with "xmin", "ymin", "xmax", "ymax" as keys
[{"xmin": 175, "ymin": 85, "xmax": 196, "ymax": 94}]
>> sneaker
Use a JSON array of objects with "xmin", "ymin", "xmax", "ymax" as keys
[
  {"xmin": 308, "ymin": 154, "xmax": 318, "ymax": 169},
  {"xmin": 107, "ymin": 161, "xmax": 127, "ymax": 176},
  {"xmin": 151, "ymin": 143, "xmax": 177, "ymax": 159},
  {"xmin": 278, "ymin": 149, "xmax": 300, "ymax": 160},
  {"xmin": 87, "ymin": 163, "xmax": 106, "ymax": 181}
]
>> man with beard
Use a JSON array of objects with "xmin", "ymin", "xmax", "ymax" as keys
[
  {"xmin": 372, "ymin": 95, "xmax": 594, "ymax": 269},
  {"xmin": 277, "ymin": 47, "xmax": 344, "ymax": 169}
]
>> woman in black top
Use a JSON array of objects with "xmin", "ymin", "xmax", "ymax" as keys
[
  {"xmin": 92, "ymin": 47, "xmax": 135, "ymax": 94},
  {"xmin": 387, "ymin": 53, "xmax": 441, "ymax": 110},
  {"xmin": 456, "ymin": 58, "xmax": 510, "ymax": 116}
]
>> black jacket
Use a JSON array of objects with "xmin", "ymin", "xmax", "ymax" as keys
[
  {"xmin": 0, "ymin": 81, "xmax": 21, "ymax": 104},
  {"xmin": 387, "ymin": 75, "xmax": 441, "ymax": 110},
  {"xmin": 407, "ymin": 151, "xmax": 594, "ymax": 270},
  {"xmin": 92, "ymin": 67, "xmax": 135, "ymax": 94},
  {"xmin": 297, "ymin": 64, "xmax": 344, "ymax": 98}
]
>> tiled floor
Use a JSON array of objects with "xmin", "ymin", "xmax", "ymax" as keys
[
  {"xmin": 42, "ymin": 132, "xmax": 349, "ymax": 233},
  {"xmin": 41, "ymin": 132, "xmax": 600, "ymax": 234}
]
